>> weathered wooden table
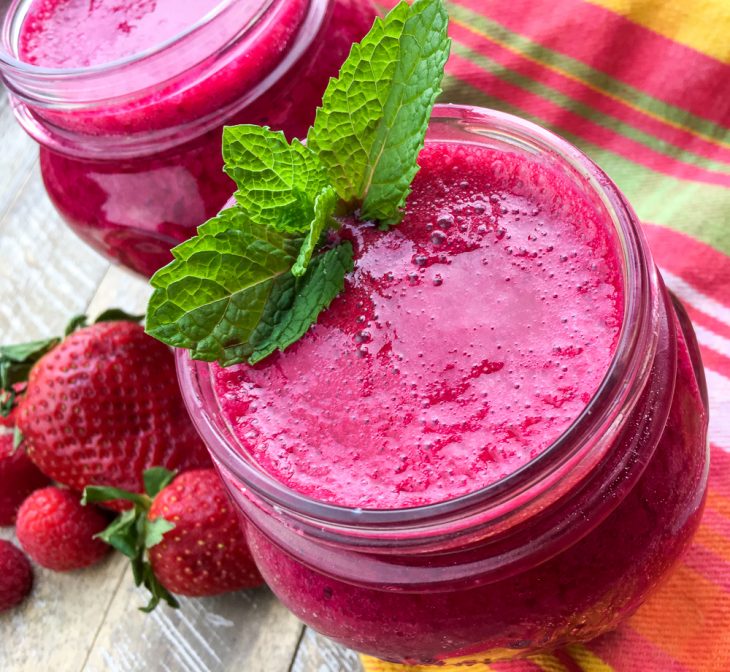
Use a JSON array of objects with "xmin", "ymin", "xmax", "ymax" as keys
[{"xmin": 0, "ymin": 88, "xmax": 362, "ymax": 672}]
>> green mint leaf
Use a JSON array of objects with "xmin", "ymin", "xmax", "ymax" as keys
[
  {"xmin": 291, "ymin": 186, "xmax": 337, "ymax": 277},
  {"xmin": 144, "ymin": 518, "xmax": 175, "ymax": 549},
  {"xmin": 12, "ymin": 427, "xmax": 23, "ymax": 450},
  {"xmin": 142, "ymin": 467, "xmax": 176, "ymax": 499},
  {"xmin": 223, "ymin": 126, "xmax": 330, "ymax": 234},
  {"xmin": 249, "ymin": 241, "xmax": 353, "ymax": 364},
  {"xmin": 308, "ymin": 0, "xmax": 450, "ymax": 225},
  {"xmin": 147, "ymin": 206, "xmax": 352, "ymax": 366},
  {"xmin": 146, "ymin": 207, "xmax": 305, "ymax": 365},
  {"xmin": 95, "ymin": 309, "xmax": 145, "ymax": 324}
]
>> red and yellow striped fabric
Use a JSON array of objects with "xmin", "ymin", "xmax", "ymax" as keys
[{"xmin": 362, "ymin": 1, "xmax": 730, "ymax": 670}]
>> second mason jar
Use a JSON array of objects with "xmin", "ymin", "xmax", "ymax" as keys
[{"xmin": 0, "ymin": 0, "xmax": 377, "ymax": 276}]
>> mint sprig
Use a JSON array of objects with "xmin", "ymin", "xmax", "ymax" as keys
[{"xmin": 145, "ymin": 0, "xmax": 450, "ymax": 366}]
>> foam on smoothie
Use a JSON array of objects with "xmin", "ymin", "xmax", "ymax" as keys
[
  {"xmin": 18, "ymin": 0, "xmax": 234, "ymax": 67},
  {"xmin": 214, "ymin": 142, "xmax": 624, "ymax": 509}
]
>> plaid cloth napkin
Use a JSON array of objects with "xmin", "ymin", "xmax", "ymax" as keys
[{"xmin": 362, "ymin": 0, "xmax": 730, "ymax": 670}]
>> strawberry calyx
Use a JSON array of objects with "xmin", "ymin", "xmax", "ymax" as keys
[
  {"xmin": 83, "ymin": 466, "xmax": 179, "ymax": 612},
  {"xmin": 0, "ymin": 309, "xmax": 144, "ymax": 420},
  {"xmin": 0, "ymin": 342, "xmax": 58, "ymax": 417}
]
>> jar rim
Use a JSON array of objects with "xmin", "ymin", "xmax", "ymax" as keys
[
  {"xmin": 0, "ymin": 0, "xmax": 327, "ymax": 158},
  {"xmin": 176, "ymin": 104, "xmax": 660, "ymax": 536},
  {"xmin": 0, "ymin": 0, "xmax": 268, "ymax": 76}
]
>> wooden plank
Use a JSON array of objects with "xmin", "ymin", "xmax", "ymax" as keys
[
  {"xmin": 0, "ymin": 89, "xmax": 39, "ymax": 224},
  {"xmin": 85, "ymin": 264, "xmax": 152, "ymax": 319},
  {"xmin": 82, "ymin": 578, "xmax": 304, "ymax": 672},
  {"xmin": 0, "ymin": 526, "xmax": 128, "ymax": 672},
  {"xmin": 0, "ymin": 171, "xmax": 110, "ymax": 340},
  {"xmin": 292, "ymin": 628, "xmax": 363, "ymax": 672}
]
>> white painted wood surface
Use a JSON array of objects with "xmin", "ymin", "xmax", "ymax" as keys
[{"xmin": 0, "ymin": 88, "xmax": 362, "ymax": 672}]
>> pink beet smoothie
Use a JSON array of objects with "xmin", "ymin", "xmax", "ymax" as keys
[
  {"xmin": 214, "ymin": 142, "xmax": 624, "ymax": 508},
  {"xmin": 19, "ymin": 0, "xmax": 220, "ymax": 68},
  {"xmin": 207, "ymin": 138, "xmax": 708, "ymax": 662}
]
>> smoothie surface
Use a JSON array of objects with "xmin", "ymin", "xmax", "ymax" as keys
[
  {"xmin": 214, "ymin": 142, "xmax": 624, "ymax": 509},
  {"xmin": 18, "ymin": 0, "xmax": 243, "ymax": 67}
]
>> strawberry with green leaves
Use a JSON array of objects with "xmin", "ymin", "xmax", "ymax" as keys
[
  {"xmin": 84, "ymin": 467, "xmax": 263, "ymax": 611},
  {"xmin": 0, "ymin": 311, "xmax": 211, "ymax": 508}
]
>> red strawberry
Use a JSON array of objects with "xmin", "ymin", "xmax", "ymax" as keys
[
  {"xmin": 84, "ymin": 467, "xmax": 263, "ymax": 611},
  {"xmin": 0, "ymin": 540, "xmax": 33, "ymax": 612},
  {"xmin": 14, "ymin": 318, "xmax": 211, "ymax": 510},
  {"xmin": 16, "ymin": 486, "xmax": 111, "ymax": 571},
  {"xmin": 148, "ymin": 469, "xmax": 263, "ymax": 597},
  {"xmin": 0, "ymin": 433, "xmax": 50, "ymax": 525}
]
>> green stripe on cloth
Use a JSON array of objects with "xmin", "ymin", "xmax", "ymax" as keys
[
  {"xmin": 450, "ymin": 41, "xmax": 730, "ymax": 175},
  {"xmin": 448, "ymin": 2, "xmax": 729, "ymax": 145},
  {"xmin": 441, "ymin": 74, "xmax": 730, "ymax": 255}
]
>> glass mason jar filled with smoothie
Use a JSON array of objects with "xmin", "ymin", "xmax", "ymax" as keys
[
  {"xmin": 0, "ymin": 0, "xmax": 377, "ymax": 276},
  {"xmin": 176, "ymin": 105, "xmax": 709, "ymax": 664}
]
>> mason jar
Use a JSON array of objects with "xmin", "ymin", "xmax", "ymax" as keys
[
  {"xmin": 176, "ymin": 105, "xmax": 709, "ymax": 664},
  {"xmin": 0, "ymin": 0, "xmax": 377, "ymax": 276}
]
